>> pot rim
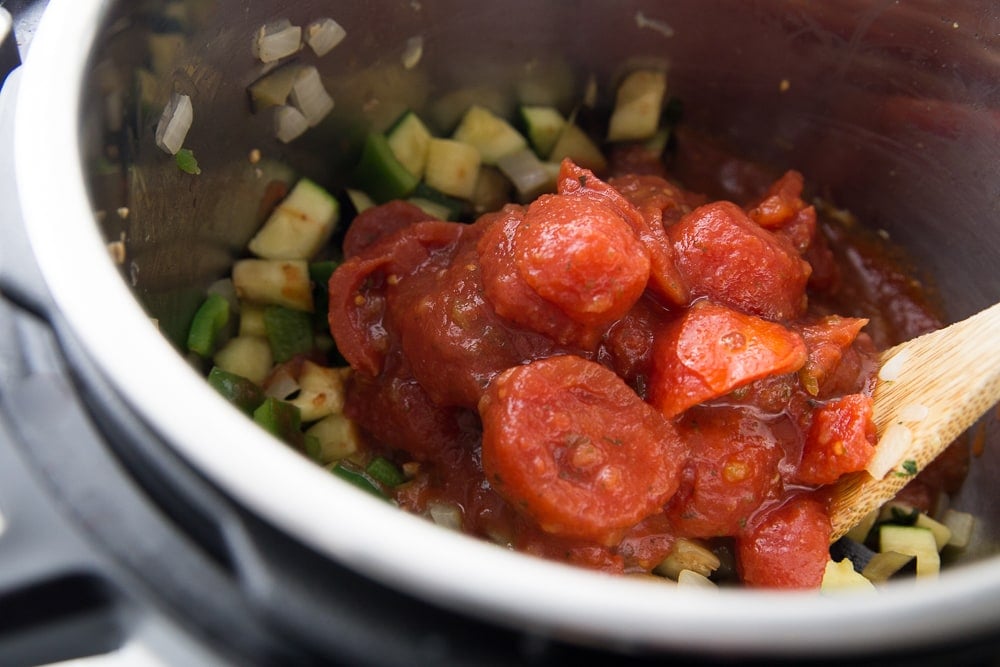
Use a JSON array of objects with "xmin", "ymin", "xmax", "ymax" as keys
[{"xmin": 13, "ymin": 0, "xmax": 1000, "ymax": 656}]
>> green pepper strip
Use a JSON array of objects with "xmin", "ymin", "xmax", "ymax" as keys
[{"xmin": 187, "ymin": 293, "xmax": 230, "ymax": 357}]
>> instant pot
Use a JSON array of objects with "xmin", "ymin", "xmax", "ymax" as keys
[{"xmin": 2, "ymin": 1, "xmax": 1000, "ymax": 665}]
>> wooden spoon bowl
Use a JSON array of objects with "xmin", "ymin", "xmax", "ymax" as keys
[{"xmin": 828, "ymin": 302, "xmax": 1000, "ymax": 540}]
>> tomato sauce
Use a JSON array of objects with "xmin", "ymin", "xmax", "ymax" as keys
[{"xmin": 327, "ymin": 138, "xmax": 959, "ymax": 589}]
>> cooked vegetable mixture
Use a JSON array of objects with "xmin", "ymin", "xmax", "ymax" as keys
[{"xmin": 192, "ymin": 68, "xmax": 972, "ymax": 589}]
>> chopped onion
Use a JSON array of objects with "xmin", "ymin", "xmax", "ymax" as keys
[
  {"xmin": 898, "ymin": 403, "xmax": 930, "ymax": 422},
  {"xmin": 878, "ymin": 348, "xmax": 910, "ymax": 382},
  {"xmin": 676, "ymin": 570, "xmax": 717, "ymax": 589},
  {"xmin": 305, "ymin": 18, "xmax": 346, "ymax": 57},
  {"xmin": 401, "ymin": 35, "xmax": 424, "ymax": 70},
  {"xmin": 154, "ymin": 92, "xmax": 193, "ymax": 155},
  {"xmin": 253, "ymin": 19, "xmax": 302, "ymax": 63},
  {"xmin": 427, "ymin": 502, "xmax": 463, "ymax": 531},
  {"xmin": 865, "ymin": 422, "xmax": 912, "ymax": 479},
  {"xmin": 289, "ymin": 66, "xmax": 334, "ymax": 127},
  {"xmin": 497, "ymin": 148, "xmax": 554, "ymax": 198},
  {"xmin": 274, "ymin": 104, "xmax": 309, "ymax": 143},
  {"xmin": 264, "ymin": 364, "xmax": 300, "ymax": 400},
  {"xmin": 941, "ymin": 509, "xmax": 975, "ymax": 549}
]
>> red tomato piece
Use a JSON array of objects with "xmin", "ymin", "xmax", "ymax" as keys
[
  {"xmin": 795, "ymin": 394, "xmax": 877, "ymax": 486},
  {"xmin": 648, "ymin": 300, "xmax": 808, "ymax": 418},
  {"xmin": 669, "ymin": 201, "xmax": 811, "ymax": 321},
  {"xmin": 393, "ymin": 236, "xmax": 559, "ymax": 408},
  {"xmin": 342, "ymin": 200, "xmax": 431, "ymax": 257},
  {"xmin": 344, "ymin": 370, "xmax": 476, "ymax": 462},
  {"xmin": 609, "ymin": 173, "xmax": 703, "ymax": 227},
  {"xmin": 478, "ymin": 206, "xmax": 605, "ymax": 349},
  {"xmin": 559, "ymin": 160, "xmax": 689, "ymax": 305},
  {"xmin": 666, "ymin": 407, "xmax": 784, "ymax": 538},
  {"xmin": 746, "ymin": 170, "xmax": 807, "ymax": 229},
  {"xmin": 515, "ymin": 193, "xmax": 650, "ymax": 328},
  {"xmin": 479, "ymin": 355, "xmax": 689, "ymax": 545},
  {"xmin": 736, "ymin": 495, "xmax": 831, "ymax": 589},
  {"xmin": 328, "ymin": 221, "xmax": 464, "ymax": 376},
  {"xmin": 796, "ymin": 316, "xmax": 870, "ymax": 397}
]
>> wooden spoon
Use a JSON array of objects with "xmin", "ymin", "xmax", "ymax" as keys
[{"xmin": 828, "ymin": 301, "xmax": 1000, "ymax": 541}]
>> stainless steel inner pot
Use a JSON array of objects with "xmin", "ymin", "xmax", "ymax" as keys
[{"xmin": 11, "ymin": 0, "xmax": 1000, "ymax": 657}]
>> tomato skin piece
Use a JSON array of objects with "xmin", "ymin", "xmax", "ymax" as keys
[
  {"xmin": 648, "ymin": 300, "xmax": 808, "ymax": 418},
  {"xmin": 479, "ymin": 355, "xmax": 688, "ymax": 545},
  {"xmin": 666, "ymin": 407, "xmax": 784, "ymax": 538},
  {"xmin": 736, "ymin": 495, "xmax": 831, "ymax": 589},
  {"xmin": 795, "ymin": 394, "xmax": 877, "ymax": 486},
  {"xmin": 669, "ymin": 201, "xmax": 811, "ymax": 321}
]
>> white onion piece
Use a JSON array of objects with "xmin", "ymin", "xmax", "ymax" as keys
[
  {"xmin": 289, "ymin": 67, "xmax": 334, "ymax": 127},
  {"xmin": 497, "ymin": 148, "xmax": 552, "ymax": 197},
  {"xmin": 401, "ymin": 35, "xmax": 424, "ymax": 69},
  {"xmin": 865, "ymin": 422, "xmax": 913, "ymax": 479},
  {"xmin": 253, "ymin": 19, "xmax": 302, "ymax": 63},
  {"xmin": 898, "ymin": 403, "xmax": 930, "ymax": 422},
  {"xmin": 154, "ymin": 92, "xmax": 193, "ymax": 155},
  {"xmin": 274, "ymin": 104, "xmax": 309, "ymax": 143},
  {"xmin": 427, "ymin": 502, "xmax": 463, "ymax": 531},
  {"xmin": 264, "ymin": 364, "xmax": 300, "ymax": 400},
  {"xmin": 878, "ymin": 348, "xmax": 910, "ymax": 382},
  {"xmin": 305, "ymin": 18, "xmax": 346, "ymax": 57}
]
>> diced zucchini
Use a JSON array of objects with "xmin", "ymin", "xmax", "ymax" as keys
[
  {"xmin": 186, "ymin": 293, "xmax": 231, "ymax": 357},
  {"xmin": 213, "ymin": 336, "xmax": 274, "ymax": 385},
  {"xmin": 238, "ymin": 303, "xmax": 268, "ymax": 337},
  {"xmin": 518, "ymin": 105, "xmax": 566, "ymax": 158},
  {"xmin": 353, "ymin": 133, "xmax": 420, "ymax": 203},
  {"xmin": 496, "ymin": 148, "xmax": 557, "ymax": 200},
  {"xmin": 407, "ymin": 197, "xmax": 454, "ymax": 221},
  {"xmin": 941, "ymin": 509, "xmax": 975, "ymax": 549},
  {"xmin": 410, "ymin": 183, "xmax": 465, "ymax": 220},
  {"xmin": 289, "ymin": 361, "xmax": 347, "ymax": 421},
  {"xmin": 452, "ymin": 105, "xmax": 528, "ymax": 165},
  {"xmin": 232, "ymin": 259, "xmax": 313, "ymax": 312},
  {"xmin": 263, "ymin": 305, "xmax": 314, "ymax": 363},
  {"xmin": 345, "ymin": 188, "xmax": 376, "ymax": 215},
  {"xmin": 548, "ymin": 122, "xmax": 607, "ymax": 174},
  {"xmin": 248, "ymin": 178, "xmax": 340, "ymax": 260},
  {"xmin": 861, "ymin": 550, "xmax": 914, "ymax": 582},
  {"xmin": 879, "ymin": 525, "xmax": 940, "ymax": 578},
  {"xmin": 606, "ymin": 69, "xmax": 667, "ymax": 142},
  {"xmin": 821, "ymin": 559, "xmax": 876, "ymax": 592},
  {"xmin": 653, "ymin": 538, "xmax": 721, "ymax": 580},
  {"xmin": 247, "ymin": 63, "xmax": 305, "ymax": 112},
  {"xmin": 844, "ymin": 508, "xmax": 879, "ymax": 544},
  {"xmin": 386, "ymin": 110, "xmax": 434, "ymax": 179},
  {"xmin": 914, "ymin": 513, "xmax": 953, "ymax": 551},
  {"xmin": 423, "ymin": 138, "xmax": 481, "ymax": 199},
  {"xmin": 306, "ymin": 413, "xmax": 362, "ymax": 463},
  {"xmin": 207, "ymin": 366, "xmax": 265, "ymax": 415}
]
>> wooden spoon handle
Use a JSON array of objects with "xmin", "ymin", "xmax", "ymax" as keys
[{"xmin": 828, "ymin": 302, "xmax": 1000, "ymax": 541}]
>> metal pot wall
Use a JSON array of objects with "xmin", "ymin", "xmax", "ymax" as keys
[{"xmin": 4, "ymin": 0, "xmax": 1000, "ymax": 662}]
